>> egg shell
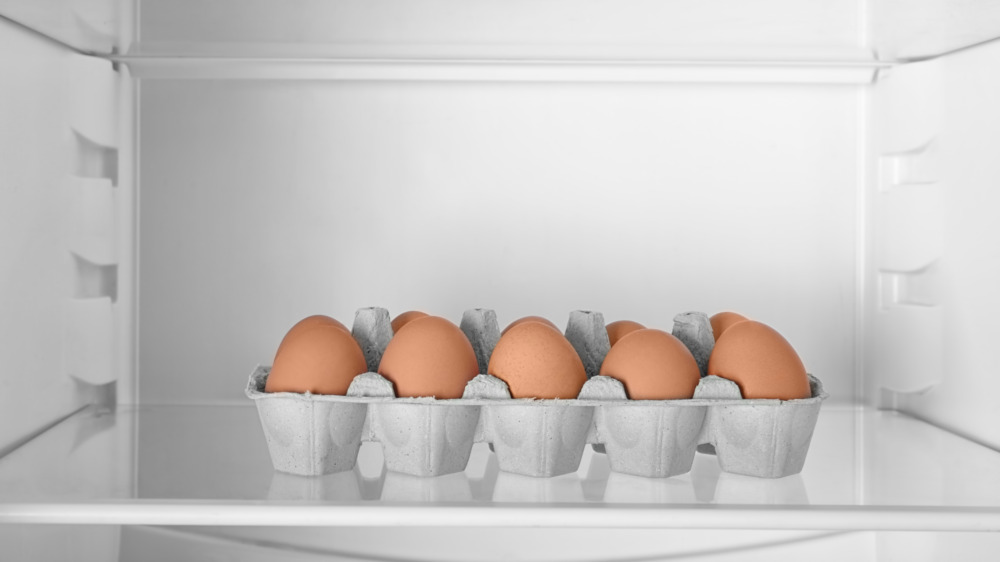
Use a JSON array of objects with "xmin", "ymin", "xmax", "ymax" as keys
[
  {"xmin": 488, "ymin": 322, "xmax": 588, "ymax": 399},
  {"xmin": 707, "ymin": 320, "xmax": 811, "ymax": 400},
  {"xmin": 378, "ymin": 316, "xmax": 479, "ymax": 399},
  {"xmin": 265, "ymin": 319, "xmax": 367, "ymax": 395},
  {"xmin": 391, "ymin": 310, "xmax": 429, "ymax": 334},
  {"xmin": 606, "ymin": 320, "xmax": 646, "ymax": 347},
  {"xmin": 709, "ymin": 311, "xmax": 749, "ymax": 341},
  {"xmin": 274, "ymin": 315, "xmax": 348, "ymax": 358},
  {"xmin": 502, "ymin": 315, "xmax": 560, "ymax": 335},
  {"xmin": 598, "ymin": 329, "xmax": 701, "ymax": 399}
]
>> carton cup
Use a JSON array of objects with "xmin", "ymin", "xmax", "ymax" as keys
[
  {"xmin": 710, "ymin": 400, "xmax": 823, "ymax": 478},
  {"xmin": 697, "ymin": 375, "xmax": 825, "ymax": 479},
  {"xmin": 488, "ymin": 403, "xmax": 594, "ymax": 478},
  {"xmin": 600, "ymin": 404, "xmax": 706, "ymax": 478},
  {"xmin": 250, "ymin": 371, "xmax": 367, "ymax": 476},
  {"xmin": 372, "ymin": 402, "xmax": 480, "ymax": 477}
]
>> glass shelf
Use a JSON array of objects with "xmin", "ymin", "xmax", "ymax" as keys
[{"xmin": 1, "ymin": 403, "xmax": 999, "ymax": 531}]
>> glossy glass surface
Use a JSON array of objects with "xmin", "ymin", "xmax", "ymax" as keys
[{"xmin": 0, "ymin": 404, "xmax": 998, "ymax": 529}]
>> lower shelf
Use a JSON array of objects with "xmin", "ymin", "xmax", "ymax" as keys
[{"xmin": 1, "ymin": 403, "xmax": 999, "ymax": 530}]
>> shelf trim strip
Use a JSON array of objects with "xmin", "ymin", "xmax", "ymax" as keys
[
  {"xmin": 3, "ymin": 503, "xmax": 998, "ymax": 531},
  {"xmin": 120, "ymin": 57, "xmax": 882, "ymax": 84}
]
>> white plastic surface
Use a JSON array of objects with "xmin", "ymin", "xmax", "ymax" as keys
[
  {"xmin": 69, "ymin": 53, "xmax": 118, "ymax": 149},
  {"xmin": 122, "ymin": 59, "xmax": 882, "ymax": 85},
  {"xmin": 0, "ymin": 0, "xmax": 118, "ymax": 53},
  {"xmin": 0, "ymin": 525, "xmax": 121, "ymax": 562},
  {"xmin": 0, "ymin": 18, "xmax": 92, "ymax": 452},
  {"xmin": 871, "ymin": 0, "xmax": 1000, "ymax": 60},
  {"xmin": 5, "ymin": 0, "xmax": 1000, "ymax": 64},
  {"xmin": 66, "ymin": 177, "xmax": 117, "ymax": 265},
  {"xmin": 127, "ymin": 0, "xmax": 1000, "ymax": 63},
  {"xmin": 3, "ymin": 2, "xmax": 1000, "ymax": 555},
  {"xmin": 65, "ymin": 298, "xmax": 115, "ymax": 385},
  {"xmin": 137, "ymin": 79, "xmax": 860, "ymax": 405},
  {"xmin": 878, "ymin": 531, "xmax": 1000, "ymax": 562},
  {"xmin": 891, "ymin": 37, "xmax": 1000, "ymax": 450},
  {"xmin": 869, "ymin": 38, "xmax": 1000, "ymax": 450}
]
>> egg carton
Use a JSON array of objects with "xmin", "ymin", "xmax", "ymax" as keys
[{"xmin": 246, "ymin": 307, "xmax": 826, "ymax": 479}]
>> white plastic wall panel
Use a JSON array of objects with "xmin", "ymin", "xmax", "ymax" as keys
[
  {"xmin": 135, "ymin": 0, "xmax": 867, "ymax": 61},
  {"xmin": 871, "ymin": 0, "xmax": 1000, "ymax": 61},
  {"xmin": 138, "ymin": 79, "xmax": 860, "ymax": 404},
  {"xmin": 0, "ymin": 525, "xmax": 121, "ymax": 562},
  {"xmin": 69, "ymin": 53, "xmax": 119, "ymax": 149},
  {"xmin": 66, "ymin": 176, "xmax": 117, "ymax": 265},
  {"xmin": 866, "ymin": 59, "xmax": 945, "ymax": 397},
  {"xmin": 65, "ymin": 298, "xmax": 115, "ymax": 385},
  {"xmin": 878, "ymin": 531, "xmax": 1000, "ymax": 562},
  {"xmin": 889, "ymin": 39, "xmax": 1000, "ymax": 450},
  {"xmin": 0, "ymin": 19, "xmax": 87, "ymax": 451},
  {"xmin": 132, "ymin": 0, "xmax": 1000, "ymax": 62},
  {"xmin": 0, "ymin": 0, "xmax": 119, "ymax": 53},
  {"xmin": 6, "ymin": 0, "xmax": 1000, "ymax": 62}
]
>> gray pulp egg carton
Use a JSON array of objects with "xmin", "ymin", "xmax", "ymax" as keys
[{"xmin": 246, "ymin": 307, "xmax": 826, "ymax": 479}]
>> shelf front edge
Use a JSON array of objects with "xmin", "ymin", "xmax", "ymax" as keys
[
  {"xmin": 2, "ymin": 503, "xmax": 998, "ymax": 531},
  {"xmin": 120, "ymin": 58, "xmax": 881, "ymax": 84}
]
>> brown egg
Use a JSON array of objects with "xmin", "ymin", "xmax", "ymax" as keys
[
  {"xmin": 710, "ymin": 311, "xmax": 749, "ymax": 341},
  {"xmin": 378, "ymin": 316, "xmax": 479, "ymax": 399},
  {"xmin": 598, "ymin": 329, "xmax": 700, "ymax": 399},
  {"xmin": 502, "ymin": 315, "xmax": 560, "ymax": 335},
  {"xmin": 274, "ymin": 315, "xmax": 349, "ymax": 358},
  {"xmin": 707, "ymin": 321, "xmax": 811, "ymax": 400},
  {"xmin": 606, "ymin": 320, "xmax": 646, "ymax": 347},
  {"xmin": 266, "ymin": 316, "xmax": 366, "ymax": 395},
  {"xmin": 391, "ymin": 310, "xmax": 429, "ymax": 334},
  {"xmin": 488, "ymin": 322, "xmax": 587, "ymax": 399}
]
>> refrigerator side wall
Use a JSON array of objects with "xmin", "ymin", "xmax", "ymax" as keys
[
  {"xmin": 0, "ymin": 18, "xmax": 123, "ymax": 451},
  {"xmin": 874, "ymin": 39, "xmax": 1000, "ymax": 451},
  {"xmin": 0, "ymin": 0, "xmax": 120, "ymax": 54}
]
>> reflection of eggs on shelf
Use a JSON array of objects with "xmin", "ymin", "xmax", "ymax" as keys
[
  {"xmin": 390, "ymin": 310, "xmax": 429, "ymax": 334},
  {"xmin": 266, "ymin": 315, "xmax": 366, "ymax": 395},
  {"xmin": 707, "ymin": 320, "xmax": 811, "ymax": 400},
  {"xmin": 599, "ymin": 329, "xmax": 700, "ymax": 399},
  {"xmin": 378, "ymin": 316, "xmax": 479, "ymax": 399},
  {"xmin": 605, "ymin": 320, "xmax": 646, "ymax": 347},
  {"xmin": 489, "ymin": 321, "xmax": 587, "ymax": 399},
  {"xmin": 502, "ymin": 315, "xmax": 559, "ymax": 335},
  {"xmin": 709, "ymin": 311, "xmax": 749, "ymax": 341}
]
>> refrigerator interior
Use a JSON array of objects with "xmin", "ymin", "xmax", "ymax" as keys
[{"xmin": 3, "ymin": 0, "xmax": 1000, "ymax": 559}]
